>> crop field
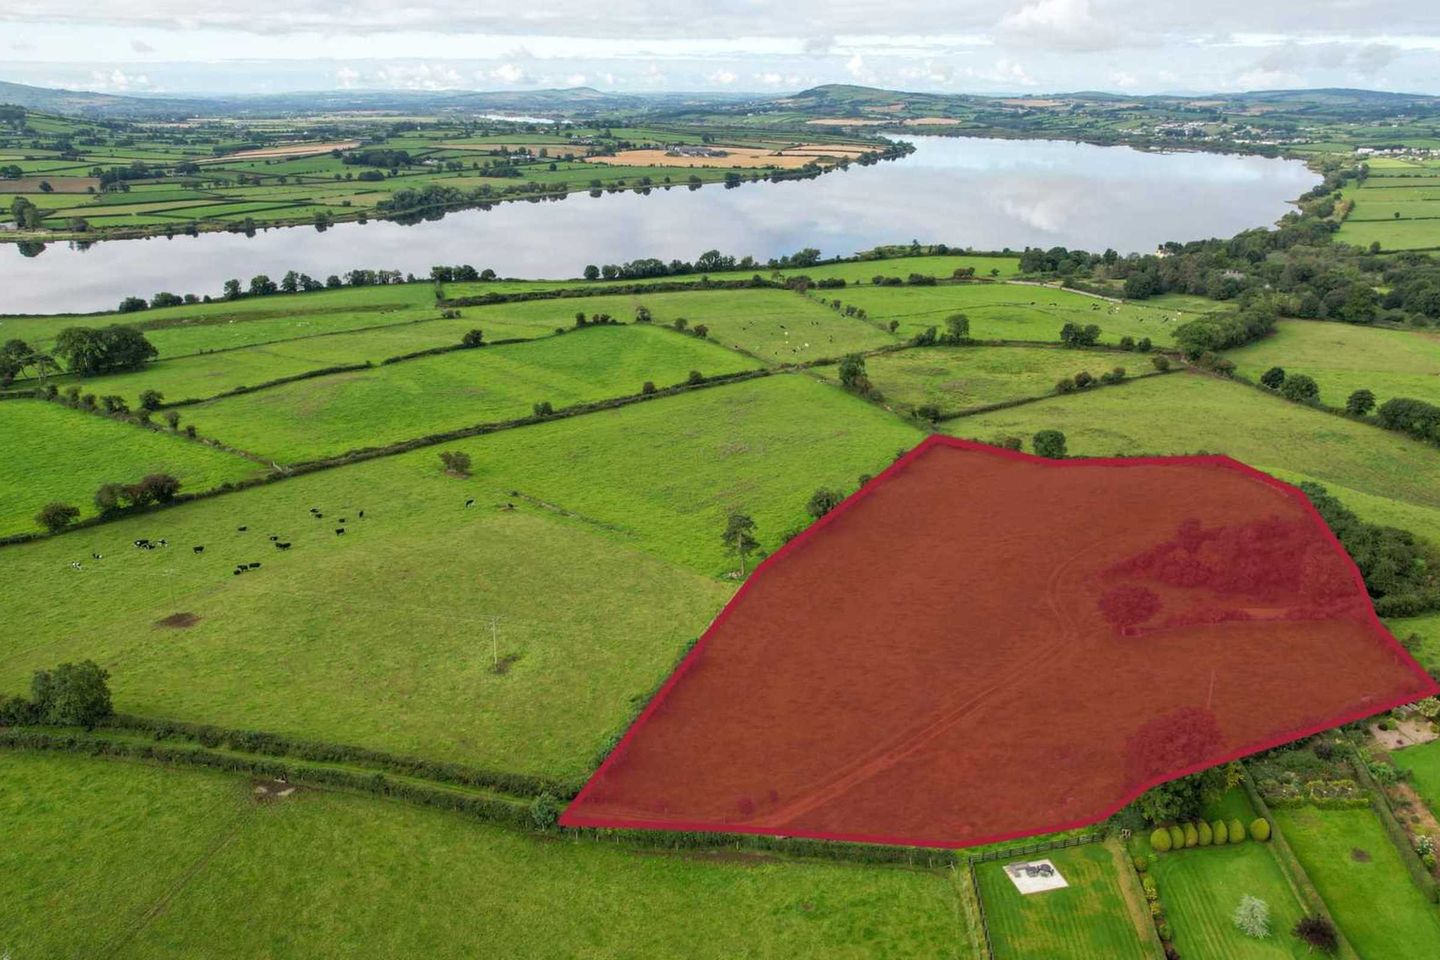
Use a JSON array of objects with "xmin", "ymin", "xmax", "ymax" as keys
[
  {"xmin": 975, "ymin": 843, "xmax": 1150, "ymax": 960},
  {"xmin": 1272, "ymin": 807, "xmax": 1440, "ymax": 958},
  {"xmin": 0, "ymin": 111, "xmax": 893, "ymax": 238},
  {"xmin": 0, "ymin": 399, "xmax": 263, "ymax": 534},
  {"xmin": 832, "ymin": 283, "xmax": 1198, "ymax": 344},
  {"xmin": 1227, "ymin": 320, "xmax": 1440, "ymax": 409},
  {"xmin": 0, "ymin": 752, "xmax": 965, "ymax": 959},
  {"xmin": 815, "ymin": 344, "xmax": 1146, "ymax": 414},
  {"xmin": 185, "ymin": 325, "xmax": 762, "ymax": 463}
]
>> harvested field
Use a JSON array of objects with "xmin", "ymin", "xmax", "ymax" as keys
[
  {"xmin": 584, "ymin": 146, "xmax": 854, "ymax": 169},
  {"xmin": 202, "ymin": 141, "xmax": 360, "ymax": 162},
  {"xmin": 563, "ymin": 437, "xmax": 1435, "ymax": 847}
]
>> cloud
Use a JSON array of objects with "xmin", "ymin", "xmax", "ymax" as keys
[
  {"xmin": 996, "ymin": 0, "xmax": 1123, "ymax": 52},
  {"xmin": 489, "ymin": 62, "xmax": 525, "ymax": 84},
  {"xmin": 130, "ymin": 38, "xmax": 155, "ymax": 53},
  {"xmin": 335, "ymin": 65, "xmax": 361, "ymax": 88},
  {"xmin": 88, "ymin": 67, "xmax": 152, "ymax": 91},
  {"xmin": 708, "ymin": 68, "xmax": 737, "ymax": 85},
  {"xmin": 1352, "ymin": 42, "xmax": 1400, "ymax": 76}
]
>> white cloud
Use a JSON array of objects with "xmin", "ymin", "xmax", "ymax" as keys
[
  {"xmin": 708, "ymin": 68, "xmax": 737, "ymax": 85},
  {"xmin": 997, "ymin": 0, "xmax": 1121, "ymax": 52},
  {"xmin": 335, "ymin": 66, "xmax": 361, "ymax": 88},
  {"xmin": 489, "ymin": 62, "xmax": 525, "ymax": 84},
  {"xmin": 88, "ymin": 67, "xmax": 152, "ymax": 90},
  {"xmin": 129, "ymin": 38, "xmax": 155, "ymax": 53}
]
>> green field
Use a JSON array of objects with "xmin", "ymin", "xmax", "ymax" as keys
[
  {"xmin": 1273, "ymin": 807, "xmax": 1440, "ymax": 959},
  {"xmin": 184, "ymin": 325, "xmax": 761, "ymax": 463},
  {"xmin": 831, "ymin": 283, "xmax": 1197, "ymax": 344},
  {"xmin": 1227, "ymin": 320, "xmax": 1440, "ymax": 409},
  {"xmin": 0, "ymin": 399, "xmax": 263, "ymax": 534},
  {"xmin": 816, "ymin": 344, "xmax": 1147, "ymax": 414},
  {"xmin": 1392, "ymin": 739, "xmax": 1440, "ymax": 813},
  {"xmin": 975, "ymin": 843, "xmax": 1151, "ymax": 960},
  {"xmin": 0, "ymin": 751, "xmax": 966, "ymax": 959},
  {"xmin": 949, "ymin": 372, "xmax": 1440, "ymax": 529}
]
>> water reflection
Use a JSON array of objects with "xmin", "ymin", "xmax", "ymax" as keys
[{"xmin": 0, "ymin": 136, "xmax": 1317, "ymax": 314}]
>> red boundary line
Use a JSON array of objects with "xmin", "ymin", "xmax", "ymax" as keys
[{"xmin": 560, "ymin": 435, "xmax": 1440, "ymax": 849}]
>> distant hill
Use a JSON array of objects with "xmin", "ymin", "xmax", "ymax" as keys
[{"xmin": 0, "ymin": 79, "xmax": 748, "ymax": 119}]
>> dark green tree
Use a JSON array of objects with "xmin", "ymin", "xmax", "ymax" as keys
[
  {"xmin": 721, "ymin": 512, "xmax": 759, "ymax": 575},
  {"xmin": 31, "ymin": 660, "xmax": 112, "ymax": 730},
  {"xmin": 1032, "ymin": 430, "xmax": 1067, "ymax": 459}
]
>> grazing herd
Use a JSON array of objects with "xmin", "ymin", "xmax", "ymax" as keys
[{"xmin": 67, "ymin": 497, "xmax": 487, "ymax": 576}]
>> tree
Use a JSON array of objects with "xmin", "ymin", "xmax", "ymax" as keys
[
  {"xmin": 1260, "ymin": 366, "xmax": 1286, "ymax": 390},
  {"xmin": 438, "ymin": 450, "xmax": 472, "ymax": 476},
  {"xmin": 461, "ymin": 329, "xmax": 485, "ymax": 347},
  {"xmin": 163, "ymin": 410, "xmax": 181, "ymax": 430},
  {"xmin": 138, "ymin": 389, "xmax": 164, "ymax": 410},
  {"xmin": 1233, "ymin": 895, "xmax": 1271, "ymax": 939},
  {"xmin": 1292, "ymin": 915, "xmax": 1338, "ymax": 954},
  {"xmin": 1032, "ymin": 430, "xmax": 1067, "ymax": 459},
  {"xmin": 806, "ymin": 488, "xmax": 844, "ymax": 521},
  {"xmin": 528, "ymin": 791, "xmax": 560, "ymax": 830},
  {"xmin": 533, "ymin": 400, "xmax": 554, "ymax": 416},
  {"xmin": 721, "ymin": 512, "xmax": 759, "ymax": 575},
  {"xmin": 635, "ymin": 306, "xmax": 652, "ymax": 323},
  {"xmin": 942, "ymin": 312, "xmax": 970, "ymax": 343},
  {"xmin": 583, "ymin": 264, "xmax": 600, "ymax": 281},
  {"xmin": 222, "ymin": 278, "xmax": 242, "ymax": 300},
  {"xmin": 35, "ymin": 502, "xmax": 79, "ymax": 532},
  {"xmin": 52, "ymin": 325, "xmax": 157, "ymax": 376},
  {"xmin": 1280, "ymin": 374, "xmax": 1319, "ymax": 404},
  {"xmin": 1346, "ymin": 389, "xmax": 1376, "ymax": 416},
  {"xmin": 31, "ymin": 660, "xmax": 112, "ymax": 730}
]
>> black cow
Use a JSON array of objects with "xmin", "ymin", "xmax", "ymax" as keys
[{"xmin": 193, "ymin": 546, "xmax": 205, "ymax": 554}]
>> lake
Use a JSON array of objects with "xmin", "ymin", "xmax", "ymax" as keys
[{"xmin": 0, "ymin": 136, "xmax": 1318, "ymax": 314}]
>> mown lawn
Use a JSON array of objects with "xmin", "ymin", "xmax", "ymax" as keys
[
  {"xmin": 0, "ymin": 752, "xmax": 968, "ymax": 960},
  {"xmin": 816, "ymin": 344, "xmax": 1148, "ymax": 415},
  {"xmin": 976, "ymin": 843, "xmax": 1150, "ymax": 960},
  {"xmin": 833, "ymin": 283, "xmax": 1198, "ymax": 344},
  {"xmin": 1392, "ymin": 739, "xmax": 1440, "ymax": 813},
  {"xmin": 1148, "ymin": 841, "xmax": 1312, "ymax": 959},
  {"xmin": 1226, "ymin": 319, "xmax": 1440, "ymax": 409},
  {"xmin": 0, "ymin": 399, "xmax": 262, "ymax": 535},
  {"xmin": 186, "ymin": 324, "xmax": 760, "ymax": 463},
  {"xmin": 1272, "ymin": 807, "xmax": 1440, "ymax": 959}
]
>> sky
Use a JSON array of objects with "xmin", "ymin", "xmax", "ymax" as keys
[{"xmin": 3, "ymin": 0, "xmax": 1440, "ymax": 97}]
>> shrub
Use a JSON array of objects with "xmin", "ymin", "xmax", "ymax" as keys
[
  {"xmin": 1142, "ymin": 875, "xmax": 1159, "ymax": 901},
  {"xmin": 1033, "ymin": 429, "xmax": 1067, "ymax": 459},
  {"xmin": 1197, "ymin": 819, "xmax": 1214, "ymax": 846},
  {"xmin": 1260, "ymin": 366, "xmax": 1286, "ymax": 390},
  {"xmin": 438, "ymin": 450, "xmax": 472, "ymax": 476},
  {"xmin": 686, "ymin": 370, "xmax": 704, "ymax": 386},
  {"xmin": 1183, "ymin": 822, "xmax": 1199, "ymax": 847},
  {"xmin": 1152, "ymin": 355, "xmax": 1171, "ymax": 372},
  {"xmin": 1346, "ymin": 389, "xmax": 1376, "ymax": 416},
  {"xmin": 1229, "ymin": 818, "xmax": 1247, "ymax": 843},
  {"xmin": 35, "ymin": 502, "xmax": 79, "ymax": 532},
  {"xmin": 641, "ymin": 381, "xmax": 657, "ymax": 395},
  {"xmin": 1293, "ymin": 915, "xmax": 1339, "ymax": 954},
  {"xmin": 1233, "ymin": 894, "xmax": 1271, "ymax": 938},
  {"xmin": 1250, "ymin": 817, "xmax": 1271, "ymax": 841},
  {"xmin": 806, "ymin": 488, "xmax": 845, "ymax": 521},
  {"xmin": 533, "ymin": 400, "xmax": 554, "ymax": 416},
  {"xmin": 1055, "ymin": 377, "xmax": 1077, "ymax": 394},
  {"xmin": 164, "ymin": 410, "xmax": 181, "ymax": 430},
  {"xmin": 1151, "ymin": 827, "xmax": 1173, "ymax": 852},
  {"xmin": 1280, "ymin": 373, "xmax": 1320, "ymax": 404},
  {"xmin": 1133, "ymin": 854, "xmax": 1149, "ymax": 872},
  {"xmin": 1074, "ymin": 370, "xmax": 1095, "ymax": 389},
  {"xmin": 460, "ymin": 329, "xmax": 485, "ymax": 347},
  {"xmin": 528, "ymin": 791, "xmax": 560, "ymax": 830},
  {"xmin": 1212, "ymin": 819, "xmax": 1229, "ymax": 844},
  {"xmin": 1168, "ymin": 824, "xmax": 1185, "ymax": 850},
  {"xmin": 31, "ymin": 660, "xmax": 112, "ymax": 730},
  {"xmin": 914, "ymin": 404, "xmax": 941, "ymax": 422}
]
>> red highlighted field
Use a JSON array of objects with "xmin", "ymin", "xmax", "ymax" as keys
[{"xmin": 562, "ymin": 437, "xmax": 1438, "ymax": 848}]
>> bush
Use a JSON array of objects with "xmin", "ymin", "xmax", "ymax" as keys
[
  {"xmin": 1151, "ymin": 827, "xmax": 1173, "ymax": 852},
  {"xmin": 641, "ymin": 381, "xmax": 656, "ymax": 395},
  {"xmin": 806, "ymin": 488, "xmax": 845, "ymax": 521},
  {"xmin": 1183, "ymin": 822, "xmax": 1199, "ymax": 848},
  {"xmin": 460, "ymin": 329, "xmax": 485, "ymax": 347},
  {"xmin": 1133, "ymin": 854, "xmax": 1149, "ymax": 872},
  {"xmin": 1260, "ymin": 366, "xmax": 1286, "ymax": 390},
  {"xmin": 35, "ymin": 501, "xmax": 79, "ymax": 532},
  {"xmin": 1280, "ymin": 373, "xmax": 1320, "ymax": 404},
  {"xmin": 1033, "ymin": 429, "xmax": 1067, "ymax": 459},
  {"xmin": 533, "ymin": 400, "xmax": 555, "ymax": 416},
  {"xmin": 1251, "ymin": 817, "xmax": 1271, "ymax": 841},
  {"xmin": 1229, "ymin": 817, "xmax": 1247, "ymax": 843},
  {"xmin": 1142, "ymin": 875, "xmax": 1159, "ymax": 901},
  {"xmin": 1293, "ymin": 915, "xmax": 1339, "ymax": 954},
  {"xmin": 687, "ymin": 370, "xmax": 704, "ymax": 386},
  {"xmin": 1152, "ymin": 355, "xmax": 1171, "ymax": 372},
  {"xmin": 1168, "ymin": 824, "xmax": 1185, "ymax": 850},
  {"xmin": 528, "ymin": 791, "xmax": 560, "ymax": 830},
  {"xmin": 1197, "ymin": 819, "xmax": 1214, "ymax": 846},
  {"xmin": 438, "ymin": 450, "xmax": 472, "ymax": 476},
  {"xmin": 31, "ymin": 660, "xmax": 113, "ymax": 730},
  {"xmin": 1212, "ymin": 819, "xmax": 1229, "ymax": 844},
  {"xmin": 1346, "ymin": 389, "xmax": 1376, "ymax": 416}
]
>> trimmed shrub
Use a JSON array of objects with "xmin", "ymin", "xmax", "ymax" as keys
[
  {"xmin": 1168, "ymin": 824, "xmax": 1185, "ymax": 850},
  {"xmin": 1197, "ymin": 819, "xmax": 1214, "ymax": 846},
  {"xmin": 1151, "ymin": 827, "xmax": 1173, "ymax": 852},
  {"xmin": 1251, "ymin": 817, "xmax": 1271, "ymax": 842},
  {"xmin": 1212, "ymin": 819, "xmax": 1229, "ymax": 844},
  {"xmin": 1183, "ymin": 822, "xmax": 1199, "ymax": 848},
  {"xmin": 1229, "ymin": 817, "xmax": 1247, "ymax": 843}
]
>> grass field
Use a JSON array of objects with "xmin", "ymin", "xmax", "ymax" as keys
[
  {"xmin": 1273, "ymin": 807, "xmax": 1440, "ymax": 959},
  {"xmin": 442, "ymin": 373, "xmax": 927, "ymax": 573},
  {"xmin": 1391, "ymin": 739, "xmax": 1440, "ymax": 813},
  {"xmin": 975, "ymin": 843, "xmax": 1150, "ymax": 960},
  {"xmin": 0, "ymin": 452, "xmax": 732, "ymax": 777},
  {"xmin": 816, "ymin": 344, "xmax": 1147, "ymax": 414},
  {"xmin": 185, "ymin": 325, "xmax": 760, "ymax": 463},
  {"xmin": 0, "ymin": 399, "xmax": 263, "ymax": 534},
  {"xmin": 1336, "ymin": 163, "xmax": 1440, "ymax": 250},
  {"xmin": 948, "ymin": 372, "xmax": 1440, "ymax": 524},
  {"xmin": 0, "ymin": 752, "xmax": 967, "ymax": 959},
  {"xmin": 832, "ymin": 283, "xmax": 1198, "ymax": 344},
  {"xmin": 1226, "ymin": 320, "xmax": 1440, "ymax": 408},
  {"xmin": 1389, "ymin": 611, "xmax": 1440, "ymax": 675}
]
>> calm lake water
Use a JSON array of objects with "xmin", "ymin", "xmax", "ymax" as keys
[{"xmin": 0, "ymin": 136, "xmax": 1318, "ymax": 314}]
